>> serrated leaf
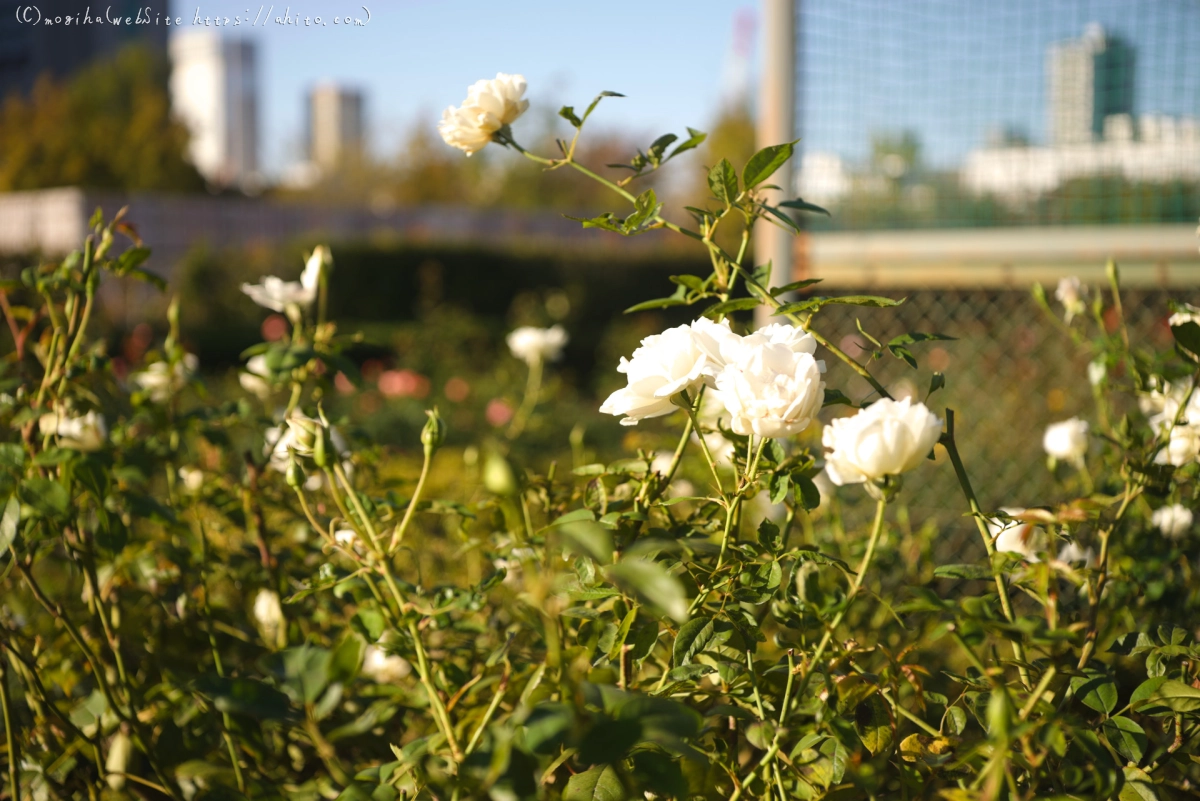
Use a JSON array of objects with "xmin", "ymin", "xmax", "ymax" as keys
[
  {"xmin": 933, "ymin": 564, "xmax": 993, "ymax": 580},
  {"xmin": 776, "ymin": 295, "xmax": 905, "ymax": 315},
  {"xmin": 1104, "ymin": 716, "xmax": 1147, "ymax": 764},
  {"xmin": 1149, "ymin": 678, "xmax": 1200, "ymax": 713},
  {"xmin": 564, "ymin": 764, "xmax": 624, "ymax": 801},
  {"xmin": 703, "ymin": 297, "xmax": 761, "ymax": 317},
  {"xmin": 743, "ymin": 141, "xmax": 796, "ymax": 189},
  {"xmin": 770, "ymin": 278, "xmax": 823, "ymax": 296},
  {"xmin": 708, "ymin": 159, "xmax": 738, "ymax": 205},
  {"xmin": 668, "ymin": 127, "xmax": 707, "ymax": 160},
  {"xmin": 1070, "ymin": 669, "xmax": 1118, "ymax": 714}
]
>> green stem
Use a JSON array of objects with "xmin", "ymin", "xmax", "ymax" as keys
[
  {"xmin": 464, "ymin": 663, "xmax": 510, "ymax": 756},
  {"xmin": 388, "ymin": 448, "xmax": 433, "ymax": 553},
  {"xmin": 507, "ymin": 357, "xmax": 543, "ymax": 440},
  {"xmin": 940, "ymin": 409, "xmax": 1031, "ymax": 690},
  {"xmin": 0, "ymin": 653, "xmax": 19, "ymax": 801},
  {"xmin": 407, "ymin": 620, "xmax": 464, "ymax": 762}
]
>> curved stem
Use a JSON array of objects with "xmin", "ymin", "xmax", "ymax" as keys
[
  {"xmin": 388, "ymin": 448, "xmax": 433, "ymax": 553},
  {"xmin": 0, "ymin": 653, "xmax": 19, "ymax": 801},
  {"xmin": 507, "ymin": 357, "xmax": 543, "ymax": 440}
]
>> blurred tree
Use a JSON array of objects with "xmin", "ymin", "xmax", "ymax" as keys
[{"xmin": 0, "ymin": 45, "xmax": 204, "ymax": 192}]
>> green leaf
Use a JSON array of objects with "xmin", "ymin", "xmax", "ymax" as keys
[
  {"xmin": 854, "ymin": 694, "xmax": 893, "ymax": 755},
  {"xmin": 743, "ymin": 141, "xmax": 797, "ymax": 189},
  {"xmin": 625, "ymin": 296, "xmax": 691, "ymax": 313},
  {"xmin": 668, "ymin": 127, "xmax": 707, "ymax": 160},
  {"xmin": 672, "ymin": 615, "xmax": 733, "ymax": 666},
  {"xmin": 581, "ymin": 91, "xmax": 624, "ymax": 125},
  {"xmin": 794, "ymin": 475, "xmax": 821, "ymax": 510},
  {"xmin": 779, "ymin": 197, "xmax": 832, "ymax": 216},
  {"xmin": 664, "ymin": 664, "xmax": 715, "ymax": 682},
  {"xmin": 776, "ymin": 295, "xmax": 905, "ymax": 316},
  {"xmin": 564, "ymin": 764, "xmax": 624, "ymax": 801},
  {"xmin": 1171, "ymin": 320, "xmax": 1200, "ymax": 359},
  {"xmin": 822, "ymin": 388, "xmax": 853, "ymax": 407},
  {"xmin": 770, "ymin": 278, "xmax": 823, "ymax": 296},
  {"xmin": 0, "ymin": 444, "xmax": 25, "ymax": 471},
  {"xmin": 1103, "ymin": 716, "xmax": 1147, "ymax": 764},
  {"xmin": 669, "ymin": 274, "xmax": 706, "ymax": 292},
  {"xmin": 758, "ymin": 518, "xmax": 784, "ymax": 554},
  {"xmin": 886, "ymin": 333, "xmax": 956, "ymax": 369},
  {"xmin": 350, "ymin": 608, "xmax": 386, "ymax": 643},
  {"xmin": 647, "ymin": 134, "xmax": 678, "ymax": 166},
  {"xmin": 1070, "ymin": 669, "xmax": 1118, "ymax": 715},
  {"xmin": 1149, "ymin": 678, "xmax": 1200, "ymax": 713},
  {"xmin": 0, "ymin": 496, "xmax": 18, "ymax": 553},
  {"xmin": 560, "ymin": 521, "xmax": 614, "ymax": 566},
  {"xmin": 707, "ymin": 159, "xmax": 738, "ymax": 205},
  {"xmin": 927, "ymin": 372, "xmax": 946, "ymax": 398},
  {"xmin": 559, "ymin": 105, "xmax": 583, "ymax": 127},
  {"xmin": 19, "ymin": 478, "xmax": 68, "ymax": 519},
  {"xmin": 703, "ymin": 297, "xmax": 760, "ymax": 317},
  {"xmin": 1119, "ymin": 766, "xmax": 1160, "ymax": 801},
  {"xmin": 933, "ymin": 564, "xmax": 992, "ymax": 581},
  {"xmin": 195, "ymin": 676, "xmax": 293, "ymax": 720},
  {"xmin": 607, "ymin": 559, "xmax": 688, "ymax": 623}
]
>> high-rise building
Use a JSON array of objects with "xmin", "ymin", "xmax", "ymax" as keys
[
  {"xmin": 0, "ymin": 0, "xmax": 170, "ymax": 101},
  {"xmin": 1047, "ymin": 23, "xmax": 1135, "ymax": 145},
  {"xmin": 169, "ymin": 31, "xmax": 258, "ymax": 188},
  {"xmin": 307, "ymin": 83, "xmax": 366, "ymax": 171}
]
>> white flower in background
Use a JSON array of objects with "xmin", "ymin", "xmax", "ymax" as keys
[
  {"xmin": 1156, "ymin": 424, "xmax": 1200, "ymax": 466},
  {"xmin": 1087, "ymin": 359, "xmax": 1106, "ymax": 387},
  {"xmin": 988, "ymin": 507, "xmax": 1047, "ymax": 562},
  {"xmin": 822, "ymin": 398, "xmax": 943, "ymax": 486},
  {"xmin": 39, "ymin": 409, "xmax": 107, "ymax": 451},
  {"xmin": 178, "ymin": 466, "xmax": 205, "ymax": 493},
  {"xmin": 599, "ymin": 322, "xmax": 718, "ymax": 425},
  {"xmin": 361, "ymin": 645, "xmax": 411, "ymax": 683},
  {"xmin": 710, "ymin": 330, "xmax": 825, "ymax": 437},
  {"xmin": 1042, "ymin": 418, "xmax": 1089, "ymax": 467},
  {"xmin": 241, "ymin": 250, "xmax": 324, "ymax": 313},
  {"xmin": 240, "ymin": 354, "xmax": 273, "ymax": 398},
  {"xmin": 1056, "ymin": 540, "xmax": 1096, "ymax": 567},
  {"xmin": 1168, "ymin": 306, "xmax": 1200, "ymax": 328},
  {"xmin": 253, "ymin": 589, "xmax": 285, "ymax": 648},
  {"xmin": 265, "ymin": 414, "xmax": 352, "ymax": 491},
  {"xmin": 494, "ymin": 547, "xmax": 537, "ymax": 586},
  {"xmin": 438, "ymin": 73, "xmax": 529, "ymax": 156},
  {"xmin": 131, "ymin": 353, "xmax": 198, "ymax": 402},
  {"xmin": 1055, "ymin": 276, "xmax": 1088, "ymax": 323},
  {"xmin": 334, "ymin": 528, "xmax": 357, "ymax": 547},
  {"xmin": 506, "ymin": 325, "xmax": 568, "ymax": 366},
  {"xmin": 1152, "ymin": 504, "xmax": 1193, "ymax": 539}
]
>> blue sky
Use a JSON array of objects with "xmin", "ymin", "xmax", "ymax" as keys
[{"xmin": 170, "ymin": 0, "xmax": 1200, "ymax": 176}]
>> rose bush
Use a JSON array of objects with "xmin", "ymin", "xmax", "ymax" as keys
[{"xmin": 0, "ymin": 77, "xmax": 1198, "ymax": 801}]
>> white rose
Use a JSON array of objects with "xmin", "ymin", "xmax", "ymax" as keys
[
  {"xmin": 988, "ymin": 507, "xmax": 1047, "ymax": 562},
  {"xmin": 253, "ymin": 589, "xmax": 285, "ymax": 648},
  {"xmin": 178, "ymin": 466, "xmax": 205, "ymax": 493},
  {"xmin": 39, "ymin": 409, "xmax": 107, "ymax": 451},
  {"xmin": 1056, "ymin": 540, "xmax": 1096, "ymax": 567},
  {"xmin": 1155, "ymin": 423, "xmax": 1200, "ymax": 466},
  {"xmin": 1152, "ymin": 504, "xmax": 1193, "ymax": 539},
  {"xmin": 822, "ymin": 398, "xmax": 942, "ymax": 486},
  {"xmin": 599, "ymin": 322, "xmax": 718, "ymax": 426},
  {"xmin": 1055, "ymin": 276, "xmax": 1088, "ymax": 323},
  {"xmin": 241, "ymin": 249, "xmax": 325, "ymax": 313},
  {"xmin": 1042, "ymin": 418, "xmax": 1089, "ymax": 467},
  {"xmin": 265, "ymin": 414, "xmax": 350, "ymax": 472},
  {"xmin": 506, "ymin": 325, "xmax": 568, "ymax": 366},
  {"xmin": 240, "ymin": 354, "xmax": 273, "ymax": 398},
  {"xmin": 131, "ymin": 353, "xmax": 198, "ymax": 402},
  {"xmin": 1087, "ymin": 359, "xmax": 1106, "ymax": 387},
  {"xmin": 438, "ymin": 73, "xmax": 530, "ymax": 156},
  {"xmin": 334, "ymin": 528, "xmax": 357, "ymax": 547},
  {"xmin": 361, "ymin": 645, "xmax": 411, "ymax": 683},
  {"xmin": 710, "ymin": 333, "xmax": 825, "ymax": 438}
]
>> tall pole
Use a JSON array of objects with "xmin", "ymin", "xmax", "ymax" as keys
[{"xmin": 754, "ymin": 0, "xmax": 796, "ymax": 326}]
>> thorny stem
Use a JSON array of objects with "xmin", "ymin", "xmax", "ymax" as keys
[
  {"xmin": 940, "ymin": 409, "xmax": 1031, "ymax": 691},
  {"xmin": 1076, "ymin": 485, "xmax": 1137, "ymax": 673}
]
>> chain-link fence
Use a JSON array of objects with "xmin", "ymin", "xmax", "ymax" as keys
[
  {"xmin": 813, "ymin": 286, "xmax": 1175, "ymax": 532},
  {"xmin": 797, "ymin": 0, "xmax": 1200, "ymax": 230}
]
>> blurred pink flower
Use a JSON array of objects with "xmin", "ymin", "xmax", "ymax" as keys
[
  {"xmin": 445, "ymin": 377, "xmax": 470, "ymax": 402},
  {"xmin": 486, "ymin": 398, "xmax": 514, "ymax": 427},
  {"xmin": 334, "ymin": 372, "xmax": 356, "ymax": 395},
  {"xmin": 379, "ymin": 369, "xmax": 430, "ymax": 399},
  {"xmin": 261, "ymin": 314, "xmax": 289, "ymax": 342}
]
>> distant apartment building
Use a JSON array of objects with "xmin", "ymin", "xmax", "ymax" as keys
[
  {"xmin": 307, "ymin": 83, "xmax": 366, "ymax": 171},
  {"xmin": 168, "ymin": 30, "xmax": 259, "ymax": 188},
  {"xmin": 1047, "ymin": 23, "xmax": 1135, "ymax": 145},
  {"xmin": 0, "ymin": 0, "xmax": 170, "ymax": 100}
]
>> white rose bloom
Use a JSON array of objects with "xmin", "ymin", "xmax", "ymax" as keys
[
  {"xmin": 988, "ymin": 507, "xmax": 1047, "ymax": 562},
  {"xmin": 689, "ymin": 317, "xmax": 739, "ymax": 369},
  {"xmin": 240, "ymin": 354, "xmax": 273, "ymax": 398},
  {"xmin": 334, "ymin": 528, "xmax": 357, "ymax": 547},
  {"xmin": 1087, "ymin": 359, "xmax": 1106, "ymax": 387},
  {"xmin": 1056, "ymin": 540, "xmax": 1096, "ymax": 567},
  {"xmin": 1042, "ymin": 418, "xmax": 1089, "ymax": 467},
  {"xmin": 822, "ymin": 398, "xmax": 942, "ymax": 486},
  {"xmin": 1055, "ymin": 276, "xmax": 1088, "ymax": 323},
  {"xmin": 178, "ymin": 466, "xmax": 205, "ymax": 493},
  {"xmin": 710, "ymin": 333, "xmax": 825, "ymax": 438},
  {"xmin": 438, "ymin": 73, "xmax": 529, "ymax": 156},
  {"xmin": 1152, "ymin": 504, "xmax": 1193, "ymax": 539},
  {"xmin": 361, "ymin": 645, "xmax": 411, "ymax": 683},
  {"xmin": 506, "ymin": 325, "xmax": 568, "ymax": 366},
  {"xmin": 241, "ymin": 251, "xmax": 323, "ymax": 313},
  {"xmin": 39, "ymin": 409, "xmax": 107, "ymax": 451},
  {"xmin": 599, "ymin": 322, "xmax": 718, "ymax": 425},
  {"xmin": 1155, "ymin": 423, "xmax": 1200, "ymax": 466},
  {"xmin": 253, "ymin": 589, "xmax": 285, "ymax": 648},
  {"xmin": 265, "ymin": 414, "xmax": 352, "ymax": 481},
  {"xmin": 131, "ymin": 353, "xmax": 198, "ymax": 402}
]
